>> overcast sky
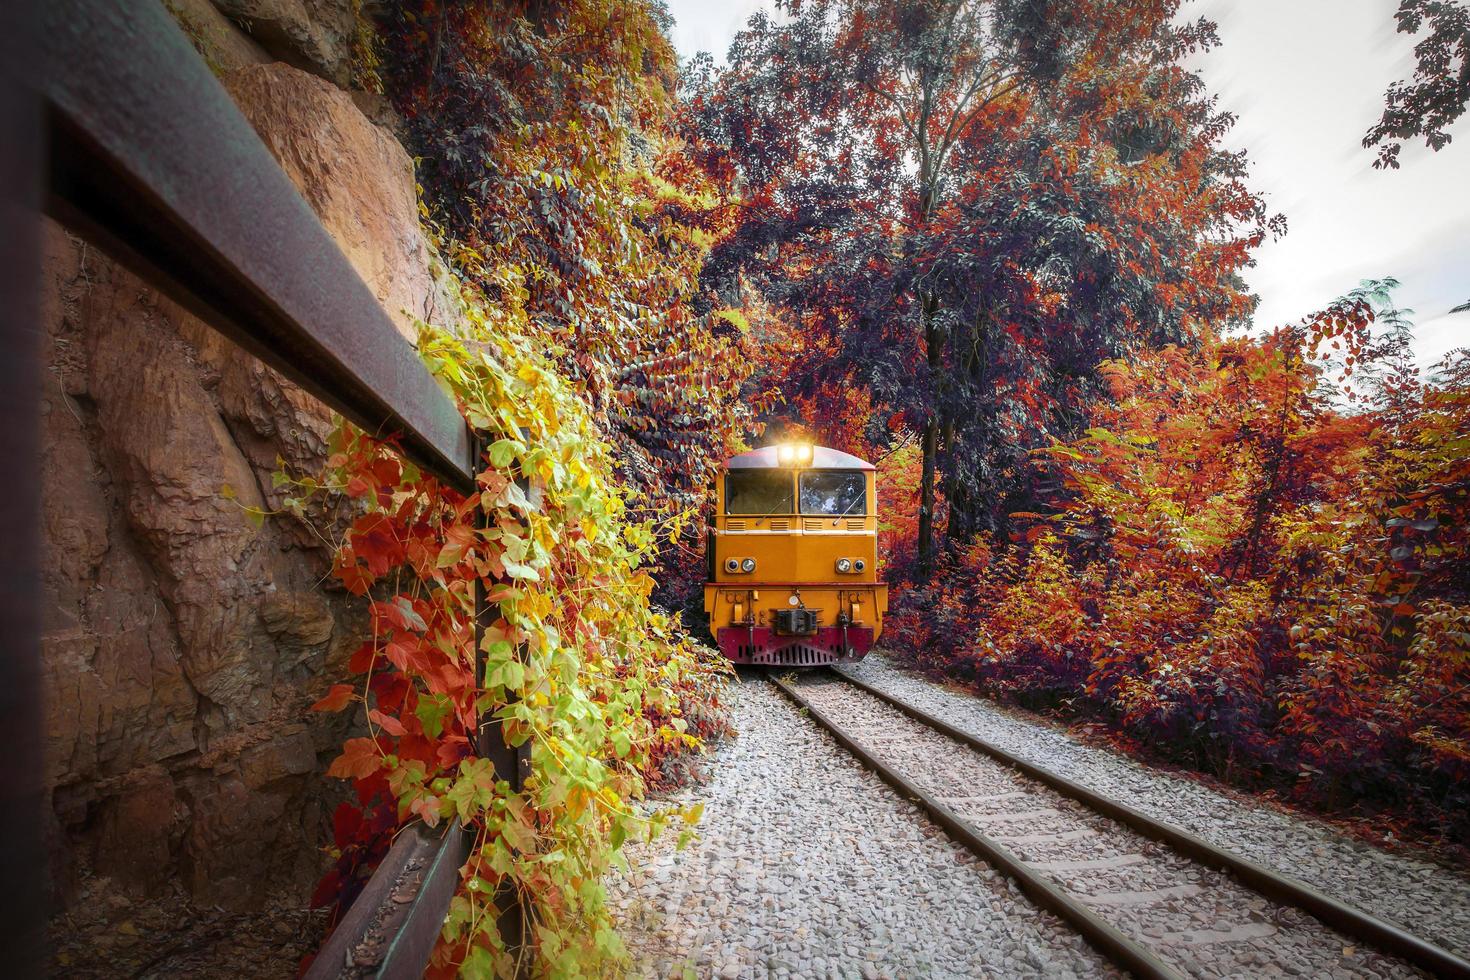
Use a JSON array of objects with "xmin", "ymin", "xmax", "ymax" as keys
[{"xmin": 664, "ymin": 0, "xmax": 1469, "ymax": 369}]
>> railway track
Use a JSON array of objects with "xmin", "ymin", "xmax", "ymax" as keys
[{"xmin": 770, "ymin": 668, "xmax": 1470, "ymax": 980}]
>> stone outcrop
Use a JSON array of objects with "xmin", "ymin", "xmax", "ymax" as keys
[
  {"xmin": 41, "ymin": 48, "xmax": 453, "ymax": 909},
  {"xmin": 208, "ymin": 0, "xmax": 357, "ymax": 86},
  {"xmin": 223, "ymin": 63, "xmax": 459, "ymax": 339}
]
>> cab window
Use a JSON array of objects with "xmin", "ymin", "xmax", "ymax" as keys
[
  {"xmin": 725, "ymin": 469, "xmax": 794, "ymax": 514},
  {"xmin": 799, "ymin": 470, "xmax": 867, "ymax": 515}
]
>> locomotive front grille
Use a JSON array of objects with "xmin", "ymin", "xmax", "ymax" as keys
[{"xmin": 751, "ymin": 641, "xmax": 849, "ymax": 666}]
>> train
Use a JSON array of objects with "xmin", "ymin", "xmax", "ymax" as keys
[{"xmin": 703, "ymin": 443, "xmax": 888, "ymax": 666}]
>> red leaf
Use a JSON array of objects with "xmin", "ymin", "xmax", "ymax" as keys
[
  {"xmin": 369, "ymin": 709, "xmax": 407, "ymax": 737},
  {"xmin": 327, "ymin": 737, "xmax": 382, "ymax": 780},
  {"xmin": 383, "ymin": 639, "xmax": 417, "ymax": 671},
  {"xmin": 331, "ymin": 802, "xmax": 363, "ymax": 848},
  {"xmin": 348, "ymin": 641, "xmax": 376, "ymax": 674},
  {"xmin": 308, "ymin": 866, "xmax": 342, "ymax": 909},
  {"xmin": 312, "ymin": 684, "xmax": 355, "ymax": 713},
  {"xmin": 333, "ymin": 553, "xmax": 374, "ymax": 596}
]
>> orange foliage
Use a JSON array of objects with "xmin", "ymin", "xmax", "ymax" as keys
[{"xmin": 895, "ymin": 289, "xmax": 1470, "ymax": 839}]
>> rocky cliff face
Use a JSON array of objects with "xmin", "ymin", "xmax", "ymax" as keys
[{"xmin": 41, "ymin": 5, "xmax": 452, "ymax": 911}]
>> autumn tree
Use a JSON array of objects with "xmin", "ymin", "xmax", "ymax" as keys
[
  {"xmin": 374, "ymin": 0, "xmax": 758, "ymax": 593},
  {"xmin": 686, "ymin": 0, "xmax": 1273, "ymax": 576},
  {"xmin": 1364, "ymin": 0, "xmax": 1470, "ymax": 169},
  {"xmin": 885, "ymin": 278, "xmax": 1470, "ymax": 837}
]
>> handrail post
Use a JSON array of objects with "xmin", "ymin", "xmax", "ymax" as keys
[
  {"xmin": 471, "ymin": 432, "xmax": 532, "ymax": 972},
  {"xmin": 1, "ymin": 1, "xmax": 45, "ymax": 971}
]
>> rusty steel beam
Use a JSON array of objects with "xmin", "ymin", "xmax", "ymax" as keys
[
  {"xmin": 303, "ymin": 820, "xmax": 474, "ymax": 980},
  {"xmin": 38, "ymin": 0, "xmax": 475, "ymax": 492}
]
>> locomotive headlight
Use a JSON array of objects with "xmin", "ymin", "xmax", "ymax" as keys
[
  {"xmin": 725, "ymin": 558, "xmax": 740, "ymax": 573},
  {"xmin": 835, "ymin": 557, "xmax": 853, "ymax": 574},
  {"xmin": 741, "ymin": 558, "xmax": 757, "ymax": 573},
  {"xmin": 775, "ymin": 442, "xmax": 814, "ymax": 468}
]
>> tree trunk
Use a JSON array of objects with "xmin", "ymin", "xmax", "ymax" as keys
[
  {"xmin": 915, "ymin": 287, "xmax": 943, "ymax": 578},
  {"xmin": 917, "ymin": 416, "xmax": 939, "ymax": 576}
]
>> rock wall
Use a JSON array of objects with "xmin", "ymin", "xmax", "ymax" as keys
[{"xmin": 41, "ymin": 5, "xmax": 453, "ymax": 911}]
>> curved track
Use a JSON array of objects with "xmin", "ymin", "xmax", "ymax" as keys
[{"xmin": 770, "ymin": 668, "xmax": 1470, "ymax": 980}]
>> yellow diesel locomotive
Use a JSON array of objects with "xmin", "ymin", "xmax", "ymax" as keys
[{"xmin": 704, "ymin": 443, "xmax": 889, "ymax": 666}]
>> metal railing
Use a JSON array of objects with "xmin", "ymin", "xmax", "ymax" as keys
[{"xmin": 7, "ymin": 0, "xmax": 521, "ymax": 974}]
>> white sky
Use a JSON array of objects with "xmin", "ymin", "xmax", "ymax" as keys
[{"xmin": 664, "ymin": 0, "xmax": 1470, "ymax": 369}]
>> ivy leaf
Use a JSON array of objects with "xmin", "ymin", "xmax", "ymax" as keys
[
  {"xmin": 416, "ymin": 694, "xmax": 453, "ymax": 740},
  {"xmin": 311, "ymin": 684, "xmax": 355, "ymax": 713},
  {"xmin": 487, "ymin": 439, "xmax": 522, "ymax": 468},
  {"xmin": 326, "ymin": 738, "xmax": 381, "ymax": 780}
]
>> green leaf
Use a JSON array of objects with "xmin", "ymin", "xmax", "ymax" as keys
[{"xmin": 487, "ymin": 439, "xmax": 522, "ymax": 468}]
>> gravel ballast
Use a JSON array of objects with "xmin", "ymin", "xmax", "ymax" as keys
[
  {"xmin": 842, "ymin": 653, "xmax": 1470, "ymax": 962},
  {"xmin": 606, "ymin": 673, "xmax": 1120, "ymax": 979},
  {"xmin": 796, "ymin": 672, "xmax": 1424, "ymax": 979}
]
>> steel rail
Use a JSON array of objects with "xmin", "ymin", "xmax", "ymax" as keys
[
  {"xmin": 767, "ymin": 674, "xmax": 1182, "ymax": 980},
  {"xmin": 39, "ymin": 0, "xmax": 474, "ymax": 492},
  {"xmin": 833, "ymin": 668, "xmax": 1470, "ymax": 980}
]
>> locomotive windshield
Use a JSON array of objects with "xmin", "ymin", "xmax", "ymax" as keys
[
  {"xmin": 799, "ymin": 470, "xmax": 867, "ymax": 516},
  {"xmin": 726, "ymin": 469, "xmax": 795, "ymax": 514}
]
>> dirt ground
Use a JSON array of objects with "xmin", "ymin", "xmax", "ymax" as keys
[{"xmin": 48, "ymin": 874, "xmax": 329, "ymax": 979}]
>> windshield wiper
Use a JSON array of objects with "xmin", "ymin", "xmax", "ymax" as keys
[{"xmin": 758, "ymin": 497, "xmax": 794, "ymax": 519}]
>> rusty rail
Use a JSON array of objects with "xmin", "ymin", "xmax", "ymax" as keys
[{"xmin": 18, "ymin": 0, "xmax": 518, "ymax": 974}]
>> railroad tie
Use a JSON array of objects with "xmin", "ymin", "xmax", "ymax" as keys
[
  {"xmin": 963, "ymin": 807, "xmax": 1063, "ymax": 825},
  {"xmin": 1083, "ymin": 884, "xmax": 1205, "ymax": 908},
  {"xmin": 935, "ymin": 790, "xmax": 1030, "ymax": 806},
  {"xmin": 997, "ymin": 828, "xmax": 1099, "ymax": 847},
  {"xmin": 1025, "ymin": 853, "xmax": 1148, "ymax": 873}
]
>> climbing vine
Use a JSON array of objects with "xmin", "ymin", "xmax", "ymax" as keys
[
  {"xmin": 308, "ymin": 268, "xmax": 732, "ymax": 977},
  {"xmin": 291, "ymin": 5, "xmax": 764, "ymax": 974}
]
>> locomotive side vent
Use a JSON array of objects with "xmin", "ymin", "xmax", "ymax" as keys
[
  {"xmin": 768, "ymin": 518, "xmax": 791, "ymax": 531},
  {"xmin": 845, "ymin": 518, "xmax": 864, "ymax": 530}
]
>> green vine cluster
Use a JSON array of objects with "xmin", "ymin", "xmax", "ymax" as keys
[{"xmin": 306, "ymin": 263, "xmax": 731, "ymax": 977}]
